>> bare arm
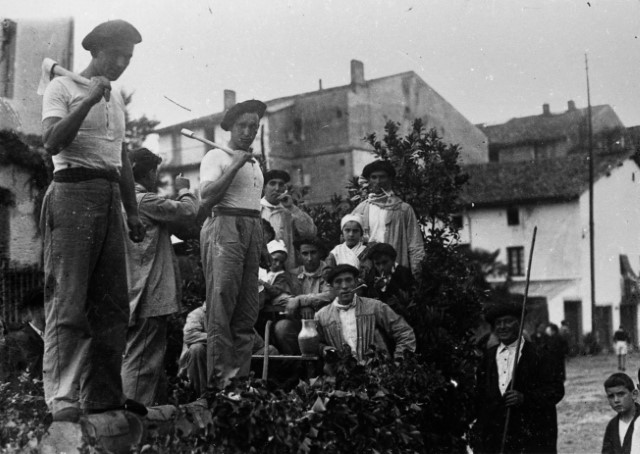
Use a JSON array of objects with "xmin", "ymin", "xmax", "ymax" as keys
[
  {"xmin": 42, "ymin": 76, "xmax": 110, "ymax": 155},
  {"xmin": 120, "ymin": 147, "xmax": 145, "ymax": 242}
]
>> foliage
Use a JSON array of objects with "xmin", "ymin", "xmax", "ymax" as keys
[
  {"xmin": 302, "ymin": 193, "xmax": 357, "ymax": 249},
  {"xmin": 0, "ymin": 374, "xmax": 47, "ymax": 453},
  {"xmin": 121, "ymin": 89, "xmax": 161, "ymax": 151}
]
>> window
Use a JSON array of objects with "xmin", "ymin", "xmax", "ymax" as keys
[
  {"xmin": 0, "ymin": 19, "xmax": 17, "ymax": 98},
  {"xmin": 507, "ymin": 206, "xmax": 519, "ymax": 226},
  {"xmin": 507, "ymin": 247, "xmax": 525, "ymax": 277},
  {"xmin": 293, "ymin": 118, "xmax": 304, "ymax": 142},
  {"xmin": 452, "ymin": 214, "xmax": 463, "ymax": 230}
]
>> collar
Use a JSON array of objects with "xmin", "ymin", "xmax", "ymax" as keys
[
  {"xmin": 28, "ymin": 322, "xmax": 44, "ymax": 339},
  {"xmin": 261, "ymin": 197, "xmax": 279, "ymax": 209},
  {"xmin": 498, "ymin": 338, "xmax": 525, "ymax": 352},
  {"xmin": 333, "ymin": 294, "xmax": 357, "ymax": 311},
  {"xmin": 297, "ymin": 262, "xmax": 325, "ymax": 279}
]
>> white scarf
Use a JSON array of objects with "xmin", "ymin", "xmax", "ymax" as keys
[{"xmin": 331, "ymin": 242, "xmax": 367, "ymax": 268}]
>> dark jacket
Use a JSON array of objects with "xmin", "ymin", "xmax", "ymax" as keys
[
  {"xmin": 602, "ymin": 402, "xmax": 640, "ymax": 454},
  {"xmin": 473, "ymin": 340, "xmax": 565, "ymax": 454},
  {"xmin": 363, "ymin": 264, "xmax": 415, "ymax": 319}
]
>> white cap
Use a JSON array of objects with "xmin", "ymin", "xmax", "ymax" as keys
[
  {"xmin": 267, "ymin": 239, "xmax": 287, "ymax": 256},
  {"xmin": 341, "ymin": 214, "xmax": 364, "ymax": 230}
]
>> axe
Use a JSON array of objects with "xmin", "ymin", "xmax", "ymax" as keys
[
  {"xmin": 180, "ymin": 129, "xmax": 261, "ymax": 159},
  {"xmin": 37, "ymin": 58, "xmax": 109, "ymax": 101}
]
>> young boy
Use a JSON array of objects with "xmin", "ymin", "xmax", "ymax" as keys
[
  {"xmin": 261, "ymin": 240, "xmax": 299, "ymax": 307},
  {"xmin": 325, "ymin": 214, "xmax": 368, "ymax": 271},
  {"xmin": 602, "ymin": 373, "xmax": 640, "ymax": 454},
  {"xmin": 363, "ymin": 243, "xmax": 416, "ymax": 319}
]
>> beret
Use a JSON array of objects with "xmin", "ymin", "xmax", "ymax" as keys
[
  {"xmin": 267, "ymin": 239, "xmax": 287, "ymax": 256},
  {"xmin": 293, "ymin": 236, "xmax": 327, "ymax": 255},
  {"xmin": 264, "ymin": 169, "xmax": 290, "ymax": 184},
  {"xmin": 221, "ymin": 100, "xmax": 267, "ymax": 131},
  {"xmin": 128, "ymin": 147, "xmax": 162, "ymax": 167},
  {"xmin": 366, "ymin": 242, "xmax": 397, "ymax": 261},
  {"xmin": 484, "ymin": 301, "xmax": 525, "ymax": 325},
  {"xmin": 326, "ymin": 264, "xmax": 360, "ymax": 284},
  {"xmin": 362, "ymin": 160, "xmax": 396, "ymax": 180},
  {"xmin": 82, "ymin": 20, "xmax": 142, "ymax": 51},
  {"xmin": 340, "ymin": 214, "xmax": 363, "ymax": 231}
]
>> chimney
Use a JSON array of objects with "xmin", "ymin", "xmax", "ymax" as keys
[
  {"xmin": 223, "ymin": 90, "xmax": 236, "ymax": 110},
  {"xmin": 542, "ymin": 103, "xmax": 551, "ymax": 116},
  {"xmin": 350, "ymin": 59, "xmax": 365, "ymax": 85},
  {"xmin": 567, "ymin": 100, "xmax": 576, "ymax": 111}
]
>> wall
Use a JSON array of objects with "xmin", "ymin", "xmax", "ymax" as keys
[
  {"xmin": 0, "ymin": 165, "xmax": 41, "ymax": 267},
  {"xmin": 347, "ymin": 73, "xmax": 488, "ymax": 169},
  {"xmin": 1, "ymin": 18, "xmax": 74, "ymax": 135}
]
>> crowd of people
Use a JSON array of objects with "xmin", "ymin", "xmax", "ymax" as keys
[{"xmin": 1, "ymin": 18, "xmax": 636, "ymax": 454}]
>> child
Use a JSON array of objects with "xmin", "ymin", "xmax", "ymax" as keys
[
  {"xmin": 325, "ymin": 214, "xmax": 368, "ymax": 270},
  {"xmin": 602, "ymin": 372, "xmax": 640, "ymax": 454},
  {"xmin": 363, "ymin": 242, "xmax": 415, "ymax": 319},
  {"xmin": 260, "ymin": 240, "xmax": 299, "ymax": 307}
]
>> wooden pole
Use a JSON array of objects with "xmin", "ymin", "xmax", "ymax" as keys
[
  {"xmin": 585, "ymin": 53, "xmax": 597, "ymax": 337},
  {"xmin": 500, "ymin": 226, "xmax": 538, "ymax": 453}
]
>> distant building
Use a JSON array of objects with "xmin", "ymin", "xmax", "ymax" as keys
[
  {"xmin": 479, "ymin": 102, "xmax": 627, "ymax": 163},
  {"xmin": 459, "ymin": 151, "xmax": 640, "ymax": 347},
  {"xmin": 154, "ymin": 60, "xmax": 489, "ymax": 204}
]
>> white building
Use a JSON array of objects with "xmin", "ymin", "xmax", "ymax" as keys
[{"xmin": 460, "ymin": 151, "xmax": 640, "ymax": 347}]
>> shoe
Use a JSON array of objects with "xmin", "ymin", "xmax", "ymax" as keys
[{"xmin": 52, "ymin": 407, "xmax": 81, "ymax": 423}]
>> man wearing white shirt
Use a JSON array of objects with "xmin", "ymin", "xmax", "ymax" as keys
[{"xmin": 473, "ymin": 302, "xmax": 564, "ymax": 454}]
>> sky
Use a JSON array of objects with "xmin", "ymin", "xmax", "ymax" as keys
[{"xmin": 4, "ymin": 0, "xmax": 640, "ymax": 130}]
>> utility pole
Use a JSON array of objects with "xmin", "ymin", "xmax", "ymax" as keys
[{"xmin": 585, "ymin": 53, "xmax": 596, "ymax": 336}]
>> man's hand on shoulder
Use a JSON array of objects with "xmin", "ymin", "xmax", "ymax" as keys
[
  {"xmin": 127, "ymin": 215, "xmax": 146, "ymax": 243},
  {"xmin": 86, "ymin": 76, "xmax": 111, "ymax": 105},
  {"xmin": 230, "ymin": 150, "xmax": 254, "ymax": 170},
  {"xmin": 174, "ymin": 174, "xmax": 191, "ymax": 192}
]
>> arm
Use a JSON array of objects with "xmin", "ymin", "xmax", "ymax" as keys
[
  {"xmin": 289, "ymin": 205, "xmax": 317, "ymax": 237},
  {"xmin": 120, "ymin": 147, "xmax": 145, "ymax": 242},
  {"xmin": 376, "ymin": 301, "xmax": 416, "ymax": 357},
  {"xmin": 139, "ymin": 190, "xmax": 198, "ymax": 224},
  {"xmin": 183, "ymin": 308, "xmax": 207, "ymax": 346},
  {"xmin": 42, "ymin": 77, "xmax": 111, "ymax": 155},
  {"xmin": 199, "ymin": 149, "xmax": 253, "ymax": 211}
]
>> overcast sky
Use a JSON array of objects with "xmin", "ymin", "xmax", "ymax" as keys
[{"xmin": 4, "ymin": 0, "xmax": 640, "ymax": 130}]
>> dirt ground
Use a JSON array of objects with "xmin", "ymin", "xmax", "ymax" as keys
[{"xmin": 558, "ymin": 352, "xmax": 638, "ymax": 453}]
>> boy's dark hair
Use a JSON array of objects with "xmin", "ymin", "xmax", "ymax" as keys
[
  {"xmin": 604, "ymin": 372, "xmax": 635, "ymax": 392},
  {"xmin": 293, "ymin": 236, "xmax": 327, "ymax": 257},
  {"xmin": 129, "ymin": 148, "xmax": 162, "ymax": 181},
  {"xmin": 261, "ymin": 219, "xmax": 276, "ymax": 243},
  {"xmin": 367, "ymin": 242, "xmax": 397, "ymax": 261}
]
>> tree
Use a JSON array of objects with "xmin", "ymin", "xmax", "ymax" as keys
[{"xmin": 121, "ymin": 89, "xmax": 160, "ymax": 151}]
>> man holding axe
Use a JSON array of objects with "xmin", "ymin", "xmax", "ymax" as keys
[
  {"xmin": 40, "ymin": 20, "xmax": 146, "ymax": 422},
  {"xmin": 199, "ymin": 100, "xmax": 268, "ymax": 387}
]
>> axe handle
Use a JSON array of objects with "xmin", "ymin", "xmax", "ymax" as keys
[
  {"xmin": 51, "ymin": 64, "xmax": 92, "ymax": 87},
  {"xmin": 180, "ymin": 129, "xmax": 235, "ymax": 156}
]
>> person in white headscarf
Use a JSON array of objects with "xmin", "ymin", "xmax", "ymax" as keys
[{"xmin": 324, "ymin": 214, "xmax": 368, "ymax": 271}]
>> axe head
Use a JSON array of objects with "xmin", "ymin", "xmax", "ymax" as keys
[{"xmin": 37, "ymin": 58, "xmax": 58, "ymax": 96}]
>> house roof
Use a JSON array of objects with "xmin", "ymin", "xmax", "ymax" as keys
[
  {"xmin": 153, "ymin": 71, "xmax": 418, "ymax": 134},
  {"xmin": 478, "ymin": 105, "xmax": 619, "ymax": 146},
  {"xmin": 460, "ymin": 150, "xmax": 634, "ymax": 207}
]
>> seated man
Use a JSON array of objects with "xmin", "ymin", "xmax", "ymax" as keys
[
  {"xmin": 5, "ymin": 288, "xmax": 45, "ymax": 379},
  {"xmin": 275, "ymin": 237, "xmax": 333, "ymax": 354},
  {"xmin": 179, "ymin": 303, "xmax": 277, "ymax": 395},
  {"xmin": 363, "ymin": 243, "xmax": 416, "ymax": 320},
  {"xmin": 315, "ymin": 264, "xmax": 416, "ymax": 364}
]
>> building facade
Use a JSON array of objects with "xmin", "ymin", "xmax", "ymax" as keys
[
  {"xmin": 460, "ymin": 152, "xmax": 640, "ymax": 347},
  {"xmin": 154, "ymin": 60, "xmax": 489, "ymax": 204}
]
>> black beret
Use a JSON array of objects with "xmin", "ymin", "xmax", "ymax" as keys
[
  {"xmin": 326, "ymin": 264, "xmax": 360, "ymax": 284},
  {"xmin": 221, "ymin": 100, "xmax": 267, "ymax": 131},
  {"xmin": 293, "ymin": 236, "xmax": 327, "ymax": 255},
  {"xmin": 129, "ymin": 147, "xmax": 162, "ymax": 167},
  {"xmin": 82, "ymin": 20, "xmax": 142, "ymax": 51},
  {"xmin": 366, "ymin": 242, "xmax": 397, "ymax": 261},
  {"xmin": 484, "ymin": 302, "xmax": 525, "ymax": 325},
  {"xmin": 362, "ymin": 160, "xmax": 396, "ymax": 180},
  {"xmin": 264, "ymin": 169, "xmax": 290, "ymax": 184}
]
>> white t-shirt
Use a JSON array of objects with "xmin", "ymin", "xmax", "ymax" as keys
[
  {"xmin": 333, "ymin": 299, "xmax": 357, "ymax": 354},
  {"xmin": 620, "ymin": 418, "xmax": 632, "ymax": 447},
  {"xmin": 42, "ymin": 76, "xmax": 125, "ymax": 173},
  {"xmin": 368, "ymin": 204, "xmax": 386, "ymax": 243}
]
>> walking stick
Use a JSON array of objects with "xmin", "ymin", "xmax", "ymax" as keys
[{"xmin": 499, "ymin": 226, "xmax": 537, "ymax": 454}]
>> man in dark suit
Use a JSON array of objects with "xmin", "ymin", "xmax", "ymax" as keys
[
  {"xmin": 6, "ymin": 288, "xmax": 45, "ymax": 379},
  {"xmin": 473, "ymin": 302, "xmax": 565, "ymax": 453}
]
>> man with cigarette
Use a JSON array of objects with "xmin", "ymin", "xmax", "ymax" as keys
[
  {"xmin": 40, "ymin": 19, "xmax": 146, "ymax": 421},
  {"xmin": 260, "ymin": 169, "xmax": 316, "ymax": 270},
  {"xmin": 121, "ymin": 148, "xmax": 198, "ymax": 406},
  {"xmin": 351, "ymin": 160, "xmax": 424, "ymax": 279},
  {"xmin": 314, "ymin": 264, "xmax": 416, "ymax": 365},
  {"xmin": 199, "ymin": 99, "xmax": 267, "ymax": 387}
]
